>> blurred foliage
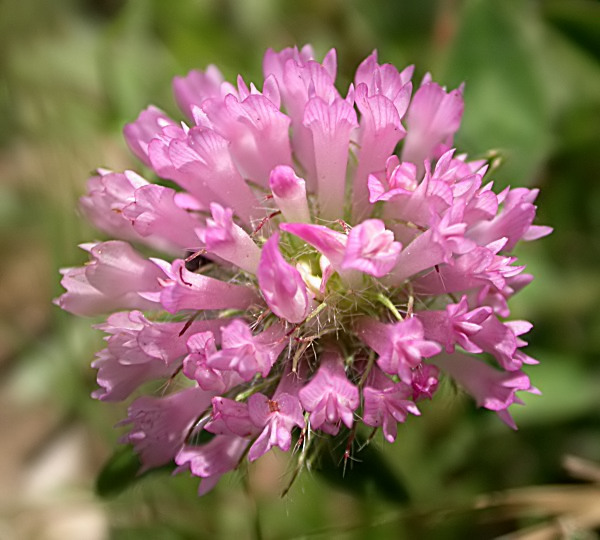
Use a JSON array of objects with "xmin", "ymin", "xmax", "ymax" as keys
[{"xmin": 1, "ymin": 0, "xmax": 600, "ymax": 538}]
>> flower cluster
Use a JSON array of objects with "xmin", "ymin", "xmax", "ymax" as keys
[{"xmin": 57, "ymin": 46, "xmax": 550, "ymax": 495}]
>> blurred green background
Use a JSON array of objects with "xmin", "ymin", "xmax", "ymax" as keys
[{"xmin": 1, "ymin": 0, "xmax": 600, "ymax": 538}]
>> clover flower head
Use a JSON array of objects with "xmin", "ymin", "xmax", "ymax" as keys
[{"xmin": 57, "ymin": 45, "xmax": 550, "ymax": 495}]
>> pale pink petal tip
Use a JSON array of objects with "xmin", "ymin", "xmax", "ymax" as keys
[{"xmin": 269, "ymin": 165, "xmax": 311, "ymax": 223}]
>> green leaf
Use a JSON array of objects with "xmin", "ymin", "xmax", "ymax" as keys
[
  {"xmin": 442, "ymin": 0, "xmax": 553, "ymax": 186},
  {"xmin": 315, "ymin": 434, "xmax": 411, "ymax": 504},
  {"xmin": 96, "ymin": 445, "xmax": 172, "ymax": 498},
  {"xmin": 95, "ymin": 445, "xmax": 143, "ymax": 498},
  {"xmin": 111, "ymin": 524, "xmax": 199, "ymax": 540},
  {"xmin": 543, "ymin": 0, "xmax": 600, "ymax": 61},
  {"xmin": 511, "ymin": 354, "xmax": 600, "ymax": 427}
]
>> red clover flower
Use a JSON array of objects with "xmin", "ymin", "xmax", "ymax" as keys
[{"xmin": 56, "ymin": 45, "xmax": 551, "ymax": 495}]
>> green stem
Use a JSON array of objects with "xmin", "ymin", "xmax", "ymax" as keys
[
  {"xmin": 306, "ymin": 300, "xmax": 328, "ymax": 323},
  {"xmin": 358, "ymin": 350, "xmax": 376, "ymax": 388},
  {"xmin": 375, "ymin": 293, "xmax": 403, "ymax": 321}
]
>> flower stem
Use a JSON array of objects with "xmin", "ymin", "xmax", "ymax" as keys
[{"xmin": 375, "ymin": 293, "xmax": 403, "ymax": 321}]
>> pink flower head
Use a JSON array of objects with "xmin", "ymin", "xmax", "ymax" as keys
[{"xmin": 58, "ymin": 45, "xmax": 550, "ymax": 496}]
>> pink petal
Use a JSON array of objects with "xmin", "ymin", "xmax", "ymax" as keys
[{"xmin": 257, "ymin": 233, "xmax": 311, "ymax": 324}]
